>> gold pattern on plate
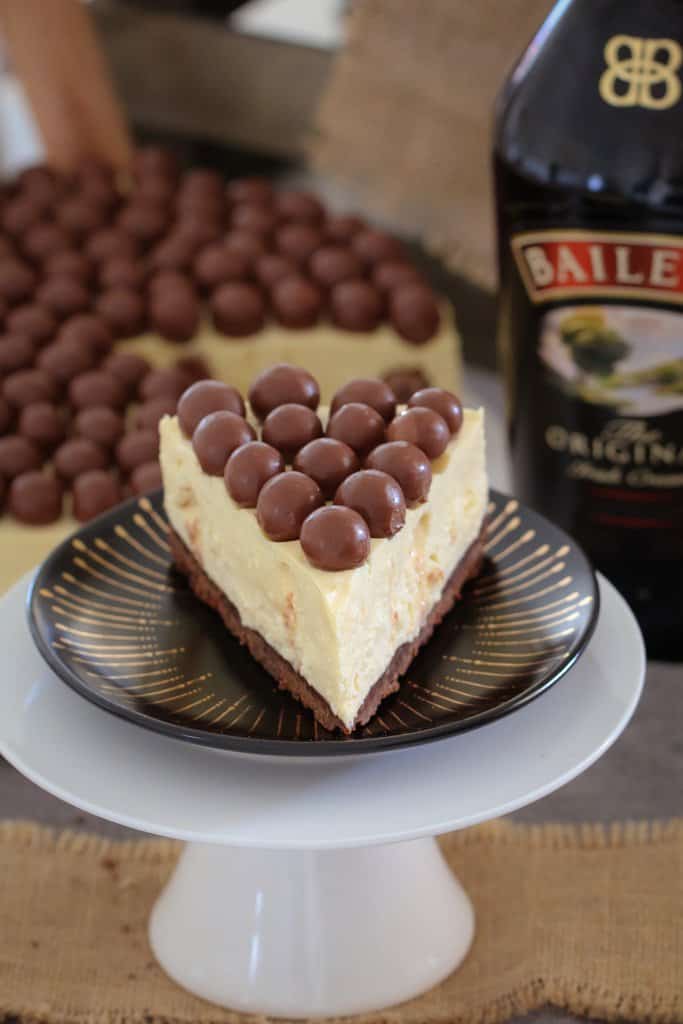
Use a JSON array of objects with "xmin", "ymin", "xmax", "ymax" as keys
[
  {"xmin": 133, "ymin": 512, "xmax": 169, "ymax": 553},
  {"xmin": 114, "ymin": 525, "xmax": 168, "ymax": 567},
  {"xmin": 94, "ymin": 537, "xmax": 169, "ymax": 581}
]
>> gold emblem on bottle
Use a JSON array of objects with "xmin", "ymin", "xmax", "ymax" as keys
[{"xmin": 599, "ymin": 35, "xmax": 682, "ymax": 109}]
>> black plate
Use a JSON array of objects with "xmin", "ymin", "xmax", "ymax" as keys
[{"xmin": 28, "ymin": 489, "xmax": 599, "ymax": 756}]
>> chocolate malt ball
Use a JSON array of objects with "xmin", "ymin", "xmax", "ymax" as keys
[
  {"xmin": 330, "ymin": 280, "xmax": 383, "ymax": 332},
  {"xmin": 133, "ymin": 396, "xmax": 178, "ymax": 431},
  {"xmin": 300, "ymin": 505, "xmax": 371, "ymax": 571},
  {"xmin": 274, "ymin": 191, "xmax": 324, "ymax": 224},
  {"xmin": 1, "ymin": 197, "xmax": 43, "ymax": 238},
  {"xmin": 118, "ymin": 202, "xmax": 168, "ymax": 245},
  {"xmin": 326, "ymin": 402, "xmax": 385, "ymax": 457},
  {"xmin": 352, "ymin": 229, "xmax": 405, "ymax": 265},
  {"xmin": 225, "ymin": 441, "xmax": 284, "ymax": 507},
  {"xmin": 35, "ymin": 276, "xmax": 90, "ymax": 319},
  {"xmin": 130, "ymin": 461, "xmax": 162, "ymax": 495},
  {"xmin": 389, "ymin": 284, "xmax": 441, "ymax": 344},
  {"xmin": 22, "ymin": 222, "xmax": 71, "ymax": 263},
  {"xmin": 192, "ymin": 410, "xmax": 256, "ymax": 476},
  {"xmin": 0, "ymin": 334, "xmax": 35, "ymax": 375},
  {"xmin": 69, "ymin": 370, "xmax": 127, "ymax": 410},
  {"xmin": 227, "ymin": 177, "xmax": 274, "ymax": 205},
  {"xmin": 5, "ymin": 305, "xmax": 57, "ymax": 347},
  {"xmin": 211, "ymin": 282, "xmax": 265, "ymax": 337},
  {"xmin": 261, "ymin": 403, "xmax": 323, "ymax": 461},
  {"xmin": 408, "ymin": 387, "xmax": 463, "ymax": 436},
  {"xmin": 178, "ymin": 380, "xmax": 245, "ymax": 438},
  {"xmin": 324, "ymin": 214, "xmax": 366, "ymax": 242},
  {"xmin": 193, "ymin": 244, "xmax": 249, "ymax": 292},
  {"xmin": 275, "ymin": 223, "xmax": 322, "ymax": 264},
  {"xmin": 95, "ymin": 288, "xmax": 146, "ymax": 338},
  {"xmin": 3, "ymin": 369, "xmax": 58, "ymax": 408},
  {"xmin": 102, "ymin": 352, "xmax": 151, "ymax": 393},
  {"xmin": 116, "ymin": 429, "xmax": 160, "ymax": 473},
  {"xmin": 365, "ymin": 441, "xmax": 432, "ymax": 507},
  {"xmin": 57, "ymin": 198, "xmax": 106, "ymax": 239},
  {"xmin": 57, "ymin": 313, "xmax": 113, "ymax": 355},
  {"xmin": 271, "ymin": 276, "xmax": 322, "ymax": 329},
  {"xmin": 74, "ymin": 406, "xmax": 125, "ymax": 449},
  {"xmin": 0, "ymin": 258, "xmax": 37, "ymax": 305},
  {"xmin": 0, "ymin": 397, "xmax": 12, "ymax": 435},
  {"xmin": 231, "ymin": 202, "xmax": 278, "ymax": 236},
  {"xmin": 54, "ymin": 437, "xmax": 109, "ymax": 480},
  {"xmin": 0, "ymin": 435, "xmax": 42, "ymax": 478},
  {"xmin": 309, "ymin": 245, "xmax": 363, "ymax": 288},
  {"xmin": 149, "ymin": 285, "xmax": 200, "ymax": 342},
  {"xmin": 44, "ymin": 249, "xmax": 92, "ymax": 282},
  {"xmin": 18, "ymin": 402, "xmax": 66, "ymax": 450},
  {"xmin": 256, "ymin": 471, "xmax": 323, "ymax": 541},
  {"xmin": 293, "ymin": 437, "xmax": 359, "ymax": 499},
  {"xmin": 254, "ymin": 253, "xmax": 297, "ymax": 289},
  {"xmin": 72, "ymin": 470, "xmax": 122, "ymax": 522},
  {"xmin": 99, "ymin": 257, "xmax": 146, "ymax": 291},
  {"xmin": 139, "ymin": 367, "xmax": 193, "ymax": 403},
  {"xmin": 330, "ymin": 378, "xmax": 397, "ymax": 423},
  {"xmin": 9, "ymin": 471, "xmax": 62, "ymax": 524},
  {"xmin": 386, "ymin": 407, "xmax": 450, "ymax": 459},
  {"xmin": 335, "ymin": 469, "xmax": 406, "ymax": 538},
  {"xmin": 224, "ymin": 230, "xmax": 266, "ymax": 265},
  {"xmin": 86, "ymin": 227, "xmax": 138, "ymax": 264},
  {"xmin": 248, "ymin": 364, "xmax": 320, "ymax": 420},
  {"xmin": 37, "ymin": 341, "xmax": 96, "ymax": 382}
]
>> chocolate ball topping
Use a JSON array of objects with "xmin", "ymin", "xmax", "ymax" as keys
[
  {"xmin": 275, "ymin": 223, "xmax": 322, "ymax": 264},
  {"xmin": 262, "ymin": 403, "xmax": 323, "ymax": 461},
  {"xmin": 373, "ymin": 260, "xmax": 422, "ymax": 293},
  {"xmin": 225, "ymin": 441, "xmax": 284, "ymax": 507},
  {"xmin": 96, "ymin": 288, "xmax": 146, "ymax": 337},
  {"xmin": 0, "ymin": 259, "xmax": 37, "ymax": 304},
  {"xmin": 44, "ymin": 249, "xmax": 92, "ymax": 281},
  {"xmin": 192, "ymin": 410, "xmax": 256, "ymax": 476},
  {"xmin": 18, "ymin": 402, "xmax": 65, "ymax": 450},
  {"xmin": 139, "ymin": 367, "xmax": 193, "ymax": 402},
  {"xmin": 271, "ymin": 276, "xmax": 322, "ymax": 329},
  {"xmin": 194, "ymin": 244, "xmax": 249, "ymax": 291},
  {"xmin": 224, "ymin": 230, "xmax": 266, "ymax": 263},
  {"xmin": 54, "ymin": 438, "xmax": 108, "ymax": 480},
  {"xmin": 130, "ymin": 461, "xmax": 162, "ymax": 495},
  {"xmin": 116, "ymin": 429, "xmax": 160, "ymax": 473},
  {"xmin": 72, "ymin": 470, "xmax": 122, "ymax": 522},
  {"xmin": 335, "ymin": 469, "xmax": 406, "ymax": 538},
  {"xmin": 248, "ymin": 364, "xmax": 320, "ymax": 421},
  {"xmin": 256, "ymin": 471, "xmax": 323, "ymax": 541},
  {"xmin": 99, "ymin": 257, "xmax": 146, "ymax": 291},
  {"xmin": 134, "ymin": 396, "xmax": 178, "ymax": 431},
  {"xmin": 352, "ymin": 229, "xmax": 405, "ymax": 265},
  {"xmin": 149, "ymin": 286, "xmax": 200, "ymax": 342},
  {"xmin": 37, "ymin": 341, "xmax": 95, "ymax": 381},
  {"xmin": 324, "ymin": 214, "xmax": 366, "ymax": 241},
  {"xmin": 389, "ymin": 284, "xmax": 441, "ymax": 344},
  {"xmin": 0, "ymin": 334, "xmax": 35, "ymax": 374},
  {"xmin": 6, "ymin": 304, "xmax": 57, "ymax": 345},
  {"xmin": 74, "ymin": 406, "xmax": 125, "ymax": 448},
  {"xmin": 0, "ymin": 397, "xmax": 12, "ymax": 436},
  {"xmin": 300, "ymin": 505, "xmax": 371, "ymax": 571},
  {"xmin": 57, "ymin": 313, "xmax": 113, "ymax": 354},
  {"xmin": 382, "ymin": 367, "xmax": 429, "ymax": 403},
  {"xmin": 0, "ymin": 435, "xmax": 42, "ymax": 478},
  {"xmin": 254, "ymin": 253, "xmax": 297, "ymax": 289},
  {"xmin": 178, "ymin": 380, "xmax": 245, "ymax": 437},
  {"xmin": 9, "ymin": 471, "xmax": 62, "ymax": 525},
  {"xmin": 274, "ymin": 191, "xmax": 324, "ymax": 224},
  {"xmin": 227, "ymin": 177, "xmax": 274, "ymax": 205},
  {"xmin": 69, "ymin": 370, "xmax": 127, "ymax": 410},
  {"xmin": 35, "ymin": 276, "xmax": 90, "ymax": 319},
  {"xmin": 231, "ymin": 203, "xmax": 278, "ymax": 235},
  {"xmin": 330, "ymin": 378, "xmax": 397, "ymax": 423},
  {"xmin": 293, "ymin": 437, "xmax": 359, "ymax": 500},
  {"xmin": 386, "ymin": 406, "xmax": 450, "ymax": 459},
  {"xmin": 309, "ymin": 245, "xmax": 363, "ymax": 288},
  {"xmin": 365, "ymin": 441, "xmax": 432, "ymax": 507},
  {"xmin": 211, "ymin": 282, "xmax": 265, "ymax": 337},
  {"xmin": 22, "ymin": 222, "xmax": 71, "ymax": 263},
  {"xmin": 4, "ymin": 369, "xmax": 58, "ymax": 408},
  {"xmin": 330, "ymin": 280, "xmax": 383, "ymax": 332},
  {"xmin": 326, "ymin": 402, "xmax": 385, "ymax": 456},
  {"xmin": 103, "ymin": 352, "xmax": 151, "ymax": 392},
  {"xmin": 408, "ymin": 387, "xmax": 463, "ymax": 436}
]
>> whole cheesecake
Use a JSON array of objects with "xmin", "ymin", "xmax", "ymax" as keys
[
  {"xmin": 160, "ymin": 367, "xmax": 487, "ymax": 732},
  {"xmin": 0, "ymin": 150, "xmax": 464, "ymax": 590}
]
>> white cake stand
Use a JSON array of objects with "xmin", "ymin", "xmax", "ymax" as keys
[{"xmin": 0, "ymin": 572, "xmax": 644, "ymax": 1018}]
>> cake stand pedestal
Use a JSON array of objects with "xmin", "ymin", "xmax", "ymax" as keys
[{"xmin": 0, "ymin": 573, "xmax": 644, "ymax": 1018}]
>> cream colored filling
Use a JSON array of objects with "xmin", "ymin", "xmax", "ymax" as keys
[
  {"xmin": 160, "ymin": 408, "xmax": 487, "ymax": 729},
  {"xmin": 118, "ymin": 303, "xmax": 462, "ymax": 403}
]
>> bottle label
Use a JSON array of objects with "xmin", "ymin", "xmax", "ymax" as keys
[
  {"xmin": 539, "ymin": 303, "xmax": 683, "ymax": 517},
  {"xmin": 599, "ymin": 35, "xmax": 682, "ymax": 110},
  {"xmin": 512, "ymin": 229, "xmax": 683, "ymax": 305},
  {"xmin": 506, "ymin": 229, "xmax": 683, "ymax": 547}
]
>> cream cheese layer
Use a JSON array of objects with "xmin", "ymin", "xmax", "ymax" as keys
[
  {"xmin": 118, "ymin": 304, "xmax": 462, "ymax": 403},
  {"xmin": 160, "ymin": 408, "xmax": 487, "ymax": 729}
]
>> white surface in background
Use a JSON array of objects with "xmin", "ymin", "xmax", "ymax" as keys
[
  {"xmin": 0, "ymin": 74, "xmax": 42, "ymax": 175},
  {"xmin": 230, "ymin": 0, "xmax": 344, "ymax": 49}
]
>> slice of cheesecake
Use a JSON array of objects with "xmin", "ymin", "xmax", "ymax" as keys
[{"xmin": 159, "ymin": 367, "xmax": 487, "ymax": 732}]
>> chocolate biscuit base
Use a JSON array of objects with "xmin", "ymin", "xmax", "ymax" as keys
[{"xmin": 168, "ymin": 525, "xmax": 486, "ymax": 734}]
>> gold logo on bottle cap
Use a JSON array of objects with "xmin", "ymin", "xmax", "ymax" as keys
[{"xmin": 599, "ymin": 35, "xmax": 681, "ymax": 110}]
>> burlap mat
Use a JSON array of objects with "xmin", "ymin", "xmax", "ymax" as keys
[
  {"xmin": 1, "ymin": 819, "xmax": 681, "ymax": 1023},
  {"xmin": 312, "ymin": 0, "xmax": 553, "ymax": 290}
]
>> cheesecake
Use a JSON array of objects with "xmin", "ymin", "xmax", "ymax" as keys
[{"xmin": 159, "ymin": 366, "xmax": 487, "ymax": 732}]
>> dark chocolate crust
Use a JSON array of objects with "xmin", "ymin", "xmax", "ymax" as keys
[{"xmin": 168, "ymin": 524, "xmax": 485, "ymax": 733}]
